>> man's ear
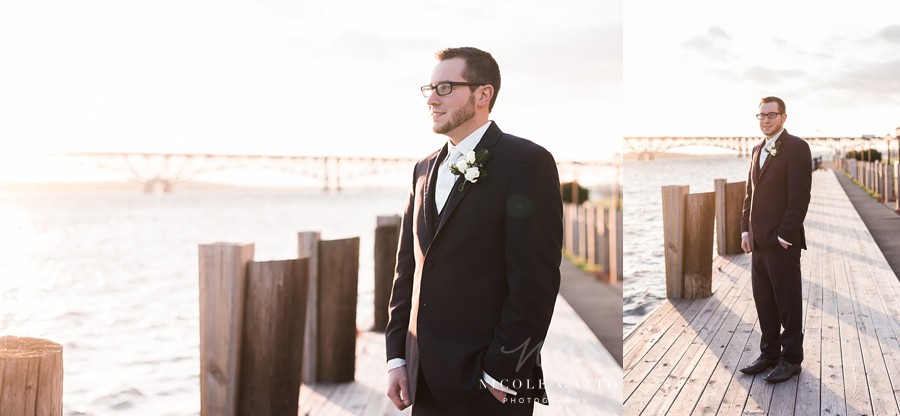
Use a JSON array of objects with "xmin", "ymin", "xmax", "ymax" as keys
[{"xmin": 477, "ymin": 85, "xmax": 494, "ymax": 109}]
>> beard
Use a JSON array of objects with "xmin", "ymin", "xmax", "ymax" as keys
[{"xmin": 433, "ymin": 94, "xmax": 476, "ymax": 135}]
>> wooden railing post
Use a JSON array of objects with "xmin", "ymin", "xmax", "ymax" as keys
[
  {"xmin": 198, "ymin": 243, "xmax": 254, "ymax": 416},
  {"xmin": 715, "ymin": 179, "xmax": 745, "ymax": 255},
  {"xmin": 0, "ymin": 336, "xmax": 63, "ymax": 416},
  {"xmin": 374, "ymin": 215, "xmax": 401, "ymax": 331},
  {"xmin": 578, "ymin": 204, "xmax": 589, "ymax": 262},
  {"xmin": 585, "ymin": 205, "xmax": 598, "ymax": 267},
  {"xmin": 317, "ymin": 237, "xmax": 360, "ymax": 382},
  {"xmin": 683, "ymin": 192, "xmax": 715, "ymax": 298},
  {"xmin": 597, "ymin": 207, "xmax": 610, "ymax": 277},
  {"xmin": 661, "ymin": 185, "xmax": 689, "ymax": 298},
  {"xmin": 885, "ymin": 162, "xmax": 894, "ymax": 202},
  {"xmin": 613, "ymin": 208, "xmax": 623, "ymax": 282},
  {"xmin": 298, "ymin": 232, "xmax": 320, "ymax": 384},
  {"xmin": 238, "ymin": 259, "xmax": 309, "ymax": 416}
]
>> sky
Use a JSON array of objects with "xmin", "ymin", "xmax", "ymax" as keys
[
  {"xmin": 0, "ymin": 0, "xmax": 622, "ymax": 183},
  {"xmin": 625, "ymin": 0, "xmax": 900, "ymax": 139}
]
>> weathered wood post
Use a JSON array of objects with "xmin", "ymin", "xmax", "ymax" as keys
[
  {"xmin": 895, "ymin": 162, "xmax": 899, "ymax": 211},
  {"xmin": 596, "ymin": 207, "xmax": 610, "ymax": 279},
  {"xmin": 661, "ymin": 185, "xmax": 689, "ymax": 298},
  {"xmin": 298, "ymin": 232, "xmax": 320, "ymax": 384},
  {"xmin": 885, "ymin": 162, "xmax": 895, "ymax": 202},
  {"xmin": 317, "ymin": 237, "xmax": 360, "ymax": 382},
  {"xmin": 198, "ymin": 243, "xmax": 254, "ymax": 416},
  {"xmin": 578, "ymin": 204, "xmax": 589, "ymax": 262},
  {"xmin": 374, "ymin": 215, "xmax": 401, "ymax": 331},
  {"xmin": 875, "ymin": 161, "xmax": 882, "ymax": 197},
  {"xmin": 613, "ymin": 207, "xmax": 623, "ymax": 282},
  {"xmin": 683, "ymin": 192, "xmax": 715, "ymax": 298},
  {"xmin": 585, "ymin": 205, "xmax": 598, "ymax": 268},
  {"xmin": 714, "ymin": 179, "xmax": 746, "ymax": 255},
  {"xmin": 238, "ymin": 258, "xmax": 309, "ymax": 416},
  {"xmin": 563, "ymin": 204, "xmax": 574, "ymax": 254},
  {"xmin": 0, "ymin": 336, "xmax": 63, "ymax": 416}
]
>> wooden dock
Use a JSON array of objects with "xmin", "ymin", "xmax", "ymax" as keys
[
  {"xmin": 298, "ymin": 294, "xmax": 622, "ymax": 415},
  {"xmin": 624, "ymin": 170, "xmax": 900, "ymax": 415}
]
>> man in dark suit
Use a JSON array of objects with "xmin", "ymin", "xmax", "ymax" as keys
[
  {"xmin": 384, "ymin": 47, "xmax": 563, "ymax": 415},
  {"xmin": 739, "ymin": 96, "xmax": 812, "ymax": 383}
]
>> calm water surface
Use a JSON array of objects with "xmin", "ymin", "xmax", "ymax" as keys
[
  {"xmin": 0, "ymin": 185, "xmax": 408, "ymax": 415},
  {"xmin": 622, "ymin": 156, "xmax": 752, "ymax": 336}
]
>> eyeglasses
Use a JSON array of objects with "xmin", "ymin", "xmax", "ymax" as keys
[
  {"xmin": 420, "ymin": 82, "xmax": 484, "ymax": 97},
  {"xmin": 756, "ymin": 112, "xmax": 783, "ymax": 120}
]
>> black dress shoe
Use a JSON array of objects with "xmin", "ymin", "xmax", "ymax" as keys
[
  {"xmin": 739, "ymin": 355, "xmax": 779, "ymax": 375},
  {"xmin": 763, "ymin": 359, "xmax": 801, "ymax": 383}
]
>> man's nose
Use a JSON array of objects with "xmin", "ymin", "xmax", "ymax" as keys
[{"xmin": 426, "ymin": 91, "xmax": 440, "ymax": 106}]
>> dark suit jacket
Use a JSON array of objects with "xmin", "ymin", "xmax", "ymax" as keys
[
  {"xmin": 385, "ymin": 122, "xmax": 563, "ymax": 404},
  {"xmin": 741, "ymin": 129, "xmax": 812, "ymax": 251}
]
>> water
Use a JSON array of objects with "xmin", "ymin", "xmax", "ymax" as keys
[
  {"xmin": 622, "ymin": 156, "xmax": 752, "ymax": 336},
  {"xmin": 0, "ymin": 184, "xmax": 408, "ymax": 415}
]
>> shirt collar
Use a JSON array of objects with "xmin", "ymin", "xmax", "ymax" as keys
[
  {"xmin": 447, "ymin": 121, "xmax": 492, "ymax": 156},
  {"xmin": 766, "ymin": 128, "xmax": 785, "ymax": 144}
]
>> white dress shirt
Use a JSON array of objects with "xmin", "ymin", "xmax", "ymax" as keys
[
  {"xmin": 388, "ymin": 120, "xmax": 516, "ymax": 395},
  {"xmin": 434, "ymin": 121, "xmax": 491, "ymax": 213}
]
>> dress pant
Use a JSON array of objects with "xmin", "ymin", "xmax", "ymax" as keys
[
  {"xmin": 412, "ymin": 367, "xmax": 536, "ymax": 416},
  {"xmin": 751, "ymin": 243, "xmax": 804, "ymax": 364}
]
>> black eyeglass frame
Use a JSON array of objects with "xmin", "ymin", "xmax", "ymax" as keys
[
  {"xmin": 756, "ymin": 112, "xmax": 783, "ymax": 120},
  {"xmin": 420, "ymin": 82, "xmax": 485, "ymax": 97}
]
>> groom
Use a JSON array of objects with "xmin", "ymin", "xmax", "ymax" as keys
[
  {"xmin": 739, "ymin": 96, "xmax": 812, "ymax": 383},
  {"xmin": 384, "ymin": 47, "xmax": 563, "ymax": 415}
]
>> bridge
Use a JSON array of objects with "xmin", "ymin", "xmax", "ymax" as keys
[
  {"xmin": 61, "ymin": 152, "xmax": 618, "ymax": 193},
  {"xmin": 624, "ymin": 136, "xmax": 864, "ymax": 159}
]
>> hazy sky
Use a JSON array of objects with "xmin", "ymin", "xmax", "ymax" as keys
[
  {"xmin": 0, "ymin": 0, "xmax": 622, "ymax": 183},
  {"xmin": 625, "ymin": 0, "xmax": 900, "ymax": 138}
]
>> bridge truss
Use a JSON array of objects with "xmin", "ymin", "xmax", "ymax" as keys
[
  {"xmin": 61, "ymin": 152, "xmax": 618, "ymax": 193},
  {"xmin": 623, "ymin": 136, "xmax": 861, "ymax": 159}
]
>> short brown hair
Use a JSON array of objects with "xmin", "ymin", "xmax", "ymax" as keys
[
  {"xmin": 760, "ymin": 96, "xmax": 786, "ymax": 114},
  {"xmin": 436, "ymin": 47, "xmax": 501, "ymax": 111}
]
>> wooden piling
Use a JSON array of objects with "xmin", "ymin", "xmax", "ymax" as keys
[
  {"xmin": 577, "ymin": 204, "xmax": 594, "ymax": 262},
  {"xmin": 683, "ymin": 192, "xmax": 715, "ymax": 298},
  {"xmin": 661, "ymin": 185, "xmax": 689, "ymax": 298},
  {"xmin": 0, "ymin": 336, "xmax": 63, "ymax": 416},
  {"xmin": 612, "ymin": 208, "xmax": 623, "ymax": 282},
  {"xmin": 238, "ymin": 259, "xmax": 309, "ymax": 416},
  {"xmin": 198, "ymin": 243, "xmax": 254, "ymax": 416},
  {"xmin": 563, "ymin": 204, "xmax": 574, "ymax": 254},
  {"xmin": 714, "ymin": 179, "xmax": 746, "ymax": 255},
  {"xmin": 374, "ymin": 215, "xmax": 401, "ymax": 332},
  {"xmin": 597, "ymin": 208, "xmax": 610, "ymax": 277},
  {"xmin": 317, "ymin": 237, "xmax": 360, "ymax": 382},
  {"xmin": 585, "ymin": 206, "xmax": 598, "ymax": 267},
  {"xmin": 298, "ymin": 232, "xmax": 320, "ymax": 384}
]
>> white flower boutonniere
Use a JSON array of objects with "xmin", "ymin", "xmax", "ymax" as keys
[
  {"xmin": 764, "ymin": 141, "xmax": 782, "ymax": 158},
  {"xmin": 449, "ymin": 149, "xmax": 490, "ymax": 191}
]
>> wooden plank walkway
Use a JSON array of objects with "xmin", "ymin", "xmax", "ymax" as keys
[
  {"xmin": 624, "ymin": 169, "xmax": 900, "ymax": 415},
  {"xmin": 298, "ymin": 294, "xmax": 622, "ymax": 415}
]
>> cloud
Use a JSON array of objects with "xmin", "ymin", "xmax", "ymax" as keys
[
  {"xmin": 829, "ymin": 59, "xmax": 900, "ymax": 100},
  {"xmin": 683, "ymin": 26, "xmax": 735, "ymax": 61},
  {"xmin": 708, "ymin": 26, "xmax": 731, "ymax": 41},
  {"xmin": 744, "ymin": 67, "xmax": 808, "ymax": 86},
  {"xmin": 878, "ymin": 25, "xmax": 900, "ymax": 44}
]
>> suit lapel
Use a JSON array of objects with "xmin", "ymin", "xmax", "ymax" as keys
[
  {"xmin": 422, "ymin": 146, "xmax": 447, "ymax": 241},
  {"xmin": 432, "ymin": 122, "xmax": 503, "ymax": 241},
  {"xmin": 751, "ymin": 139, "xmax": 764, "ymax": 183}
]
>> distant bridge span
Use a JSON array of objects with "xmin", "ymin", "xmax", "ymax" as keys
[
  {"xmin": 61, "ymin": 152, "xmax": 617, "ymax": 193},
  {"xmin": 624, "ymin": 136, "xmax": 859, "ymax": 159}
]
